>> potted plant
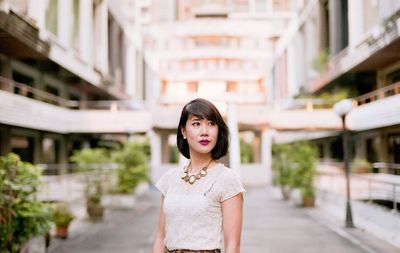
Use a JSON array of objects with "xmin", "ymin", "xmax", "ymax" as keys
[
  {"xmin": 85, "ymin": 177, "xmax": 104, "ymax": 220},
  {"xmin": 0, "ymin": 153, "xmax": 52, "ymax": 252},
  {"xmin": 290, "ymin": 141, "xmax": 318, "ymax": 207},
  {"xmin": 112, "ymin": 141, "xmax": 150, "ymax": 194},
  {"xmin": 351, "ymin": 158, "xmax": 372, "ymax": 173},
  {"xmin": 272, "ymin": 143, "xmax": 295, "ymax": 200},
  {"xmin": 51, "ymin": 202, "xmax": 74, "ymax": 239},
  {"xmin": 70, "ymin": 148, "xmax": 109, "ymax": 220}
]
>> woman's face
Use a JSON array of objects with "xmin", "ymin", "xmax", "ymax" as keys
[{"xmin": 182, "ymin": 115, "xmax": 219, "ymax": 157}]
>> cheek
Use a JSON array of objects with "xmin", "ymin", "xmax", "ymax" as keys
[{"xmin": 211, "ymin": 128, "xmax": 219, "ymax": 140}]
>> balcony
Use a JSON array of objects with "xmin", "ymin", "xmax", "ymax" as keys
[
  {"xmin": 347, "ymin": 83, "xmax": 400, "ymax": 131},
  {"xmin": 0, "ymin": 79, "xmax": 151, "ymax": 133},
  {"xmin": 310, "ymin": 10, "xmax": 400, "ymax": 92}
]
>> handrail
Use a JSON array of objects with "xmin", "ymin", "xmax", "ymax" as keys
[
  {"xmin": 316, "ymin": 170, "xmax": 400, "ymax": 211},
  {"xmin": 0, "ymin": 75, "xmax": 145, "ymax": 111},
  {"xmin": 354, "ymin": 82, "xmax": 400, "ymax": 106},
  {"xmin": 0, "ymin": 76, "xmax": 74, "ymax": 107}
]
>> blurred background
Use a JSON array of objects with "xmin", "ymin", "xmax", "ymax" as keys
[{"xmin": 0, "ymin": 0, "xmax": 400, "ymax": 252}]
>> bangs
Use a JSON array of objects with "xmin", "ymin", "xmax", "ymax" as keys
[{"xmin": 186, "ymin": 102, "xmax": 218, "ymax": 122}]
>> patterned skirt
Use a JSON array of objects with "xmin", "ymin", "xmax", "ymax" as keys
[{"xmin": 165, "ymin": 248, "xmax": 221, "ymax": 253}]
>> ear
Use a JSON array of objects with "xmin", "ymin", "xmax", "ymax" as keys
[{"xmin": 181, "ymin": 127, "xmax": 186, "ymax": 139}]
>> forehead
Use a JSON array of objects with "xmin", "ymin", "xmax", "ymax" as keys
[{"xmin": 187, "ymin": 114, "xmax": 204, "ymax": 120}]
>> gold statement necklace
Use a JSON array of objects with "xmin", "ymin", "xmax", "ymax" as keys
[{"xmin": 181, "ymin": 159, "xmax": 213, "ymax": 184}]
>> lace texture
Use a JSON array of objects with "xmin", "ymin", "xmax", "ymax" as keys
[{"xmin": 155, "ymin": 163, "xmax": 245, "ymax": 251}]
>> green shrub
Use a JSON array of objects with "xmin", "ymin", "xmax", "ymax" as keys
[
  {"xmin": 51, "ymin": 202, "xmax": 74, "ymax": 227},
  {"xmin": 69, "ymin": 148, "xmax": 110, "ymax": 171},
  {"xmin": 0, "ymin": 153, "xmax": 52, "ymax": 253},
  {"xmin": 69, "ymin": 148, "xmax": 111, "ymax": 208},
  {"xmin": 312, "ymin": 48, "xmax": 329, "ymax": 73},
  {"xmin": 272, "ymin": 142, "xmax": 318, "ymax": 199},
  {"xmin": 112, "ymin": 142, "xmax": 150, "ymax": 193},
  {"xmin": 240, "ymin": 138, "xmax": 253, "ymax": 164}
]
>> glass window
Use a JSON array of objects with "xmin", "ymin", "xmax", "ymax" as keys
[
  {"xmin": 12, "ymin": 71, "xmax": 34, "ymax": 98},
  {"xmin": 72, "ymin": 0, "xmax": 80, "ymax": 49},
  {"xmin": 11, "ymin": 135, "xmax": 34, "ymax": 163},
  {"xmin": 46, "ymin": 0, "xmax": 59, "ymax": 36},
  {"xmin": 42, "ymin": 137, "xmax": 60, "ymax": 164}
]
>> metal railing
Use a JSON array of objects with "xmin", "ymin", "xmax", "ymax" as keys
[
  {"xmin": 316, "ymin": 170, "xmax": 400, "ymax": 212},
  {"xmin": 0, "ymin": 75, "xmax": 146, "ymax": 111},
  {"xmin": 38, "ymin": 163, "xmax": 118, "ymax": 175},
  {"xmin": 372, "ymin": 162, "xmax": 400, "ymax": 175},
  {"xmin": 273, "ymin": 98, "xmax": 337, "ymax": 110},
  {"xmin": 0, "ymin": 76, "xmax": 75, "ymax": 107},
  {"xmin": 354, "ymin": 82, "xmax": 400, "ymax": 106}
]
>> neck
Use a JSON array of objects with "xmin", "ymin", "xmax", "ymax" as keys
[{"xmin": 189, "ymin": 154, "xmax": 214, "ymax": 173}]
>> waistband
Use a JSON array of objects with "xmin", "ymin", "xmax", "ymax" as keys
[{"xmin": 165, "ymin": 248, "xmax": 221, "ymax": 253}]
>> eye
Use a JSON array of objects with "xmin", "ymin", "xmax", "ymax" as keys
[
  {"xmin": 192, "ymin": 122, "xmax": 200, "ymax": 126},
  {"xmin": 208, "ymin": 121, "xmax": 216, "ymax": 126}
]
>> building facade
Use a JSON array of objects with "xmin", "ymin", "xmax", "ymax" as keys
[
  {"xmin": 0, "ymin": 0, "xmax": 148, "ymax": 172},
  {"xmin": 269, "ymin": 0, "xmax": 400, "ymax": 172}
]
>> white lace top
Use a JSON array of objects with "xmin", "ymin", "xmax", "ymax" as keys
[{"xmin": 155, "ymin": 163, "xmax": 245, "ymax": 251}]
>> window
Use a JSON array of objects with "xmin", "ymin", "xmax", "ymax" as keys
[
  {"xmin": 12, "ymin": 71, "xmax": 34, "ymax": 98},
  {"xmin": 45, "ymin": 0, "xmax": 58, "ymax": 36},
  {"xmin": 72, "ymin": 0, "xmax": 80, "ymax": 49},
  {"xmin": 11, "ymin": 135, "xmax": 34, "ymax": 163}
]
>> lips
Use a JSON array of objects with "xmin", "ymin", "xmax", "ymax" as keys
[{"xmin": 199, "ymin": 140, "xmax": 210, "ymax": 145}]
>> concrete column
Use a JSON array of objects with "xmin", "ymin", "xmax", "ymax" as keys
[
  {"xmin": 347, "ymin": 0, "xmax": 363, "ymax": 50},
  {"xmin": 125, "ymin": 41, "xmax": 136, "ymax": 98},
  {"xmin": 28, "ymin": 0, "xmax": 47, "ymax": 30},
  {"xmin": 58, "ymin": 0, "xmax": 72, "ymax": 46},
  {"xmin": 261, "ymin": 129, "xmax": 273, "ymax": 184},
  {"xmin": 379, "ymin": 133, "xmax": 389, "ymax": 163},
  {"xmin": 79, "ymin": 0, "xmax": 93, "ymax": 64},
  {"xmin": 0, "ymin": 126, "xmax": 11, "ymax": 156},
  {"xmin": 160, "ymin": 132, "xmax": 170, "ymax": 164},
  {"xmin": 58, "ymin": 136, "xmax": 68, "ymax": 174},
  {"xmin": 93, "ymin": 0, "xmax": 108, "ymax": 74},
  {"xmin": 33, "ymin": 133, "xmax": 41, "ymax": 164},
  {"xmin": 355, "ymin": 137, "xmax": 366, "ymax": 159},
  {"xmin": 227, "ymin": 103, "xmax": 241, "ymax": 177},
  {"xmin": 0, "ymin": 55, "xmax": 12, "ymax": 92},
  {"xmin": 149, "ymin": 130, "xmax": 161, "ymax": 183},
  {"xmin": 323, "ymin": 141, "xmax": 330, "ymax": 162}
]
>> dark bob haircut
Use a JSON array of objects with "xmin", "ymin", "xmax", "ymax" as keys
[{"xmin": 177, "ymin": 98, "xmax": 229, "ymax": 159}]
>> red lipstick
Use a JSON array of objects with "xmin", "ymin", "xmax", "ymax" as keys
[{"xmin": 199, "ymin": 140, "xmax": 210, "ymax": 145}]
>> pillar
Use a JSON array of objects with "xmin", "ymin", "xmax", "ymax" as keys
[
  {"xmin": 227, "ymin": 103, "xmax": 241, "ymax": 177},
  {"xmin": 261, "ymin": 129, "xmax": 273, "ymax": 184},
  {"xmin": 149, "ymin": 130, "xmax": 162, "ymax": 183},
  {"xmin": 160, "ymin": 132, "xmax": 170, "ymax": 164}
]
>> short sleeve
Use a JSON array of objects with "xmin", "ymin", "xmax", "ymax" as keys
[
  {"xmin": 155, "ymin": 169, "xmax": 174, "ymax": 196},
  {"xmin": 220, "ymin": 170, "xmax": 246, "ymax": 202}
]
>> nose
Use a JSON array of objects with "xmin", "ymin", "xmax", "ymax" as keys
[{"xmin": 200, "ymin": 123, "xmax": 209, "ymax": 135}]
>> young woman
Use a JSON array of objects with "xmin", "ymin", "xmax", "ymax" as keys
[{"xmin": 152, "ymin": 98, "xmax": 245, "ymax": 253}]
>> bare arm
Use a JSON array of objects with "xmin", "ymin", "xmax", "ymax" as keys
[
  {"xmin": 152, "ymin": 196, "xmax": 166, "ymax": 253},
  {"xmin": 222, "ymin": 193, "xmax": 244, "ymax": 253}
]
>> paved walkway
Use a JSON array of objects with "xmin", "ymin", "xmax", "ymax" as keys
[{"xmin": 48, "ymin": 186, "xmax": 399, "ymax": 253}]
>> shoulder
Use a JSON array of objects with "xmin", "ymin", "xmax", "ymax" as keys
[
  {"xmin": 159, "ymin": 166, "xmax": 182, "ymax": 179},
  {"xmin": 218, "ymin": 165, "xmax": 241, "ymax": 180}
]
